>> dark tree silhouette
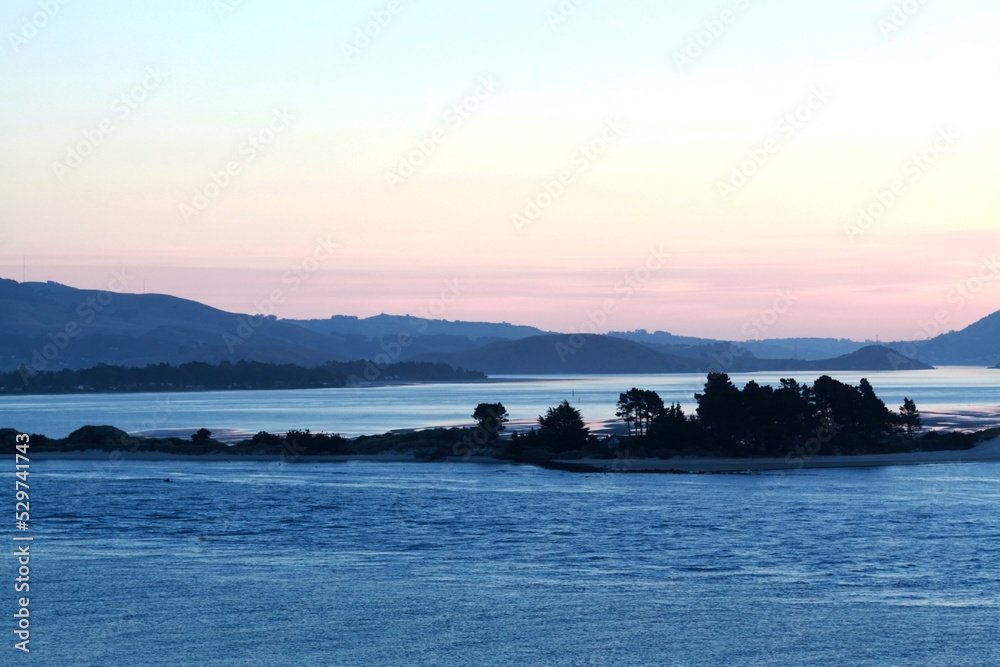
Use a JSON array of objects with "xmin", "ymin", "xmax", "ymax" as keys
[
  {"xmin": 472, "ymin": 402, "xmax": 509, "ymax": 440},
  {"xmin": 616, "ymin": 389, "xmax": 639, "ymax": 436},
  {"xmin": 615, "ymin": 388, "xmax": 663, "ymax": 436},
  {"xmin": 191, "ymin": 428, "xmax": 213, "ymax": 445},
  {"xmin": 648, "ymin": 402, "xmax": 691, "ymax": 450},
  {"xmin": 695, "ymin": 373, "xmax": 745, "ymax": 451},
  {"xmin": 538, "ymin": 400, "xmax": 589, "ymax": 452},
  {"xmin": 636, "ymin": 389, "xmax": 664, "ymax": 436},
  {"xmin": 899, "ymin": 397, "xmax": 921, "ymax": 436}
]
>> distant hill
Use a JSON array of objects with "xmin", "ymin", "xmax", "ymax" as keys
[
  {"xmin": 751, "ymin": 345, "xmax": 933, "ymax": 372},
  {"xmin": 0, "ymin": 280, "xmax": 549, "ymax": 372},
  {"xmin": 607, "ymin": 329, "xmax": 724, "ymax": 347},
  {"xmin": 0, "ymin": 278, "xmax": 991, "ymax": 374},
  {"xmin": 416, "ymin": 338, "xmax": 930, "ymax": 375},
  {"xmin": 286, "ymin": 314, "xmax": 547, "ymax": 341},
  {"xmin": 414, "ymin": 334, "xmax": 703, "ymax": 374},
  {"xmin": 889, "ymin": 310, "xmax": 1000, "ymax": 366},
  {"xmin": 738, "ymin": 338, "xmax": 870, "ymax": 361},
  {"xmin": 0, "ymin": 279, "xmax": 348, "ymax": 371},
  {"xmin": 608, "ymin": 331, "xmax": 870, "ymax": 361}
]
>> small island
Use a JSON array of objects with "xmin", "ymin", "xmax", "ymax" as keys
[{"xmin": 6, "ymin": 374, "xmax": 999, "ymax": 473}]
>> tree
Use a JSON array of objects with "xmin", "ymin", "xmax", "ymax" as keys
[
  {"xmin": 695, "ymin": 373, "xmax": 744, "ymax": 452},
  {"xmin": 636, "ymin": 389, "xmax": 664, "ymax": 436},
  {"xmin": 857, "ymin": 378, "xmax": 894, "ymax": 437},
  {"xmin": 810, "ymin": 375, "xmax": 895, "ymax": 453},
  {"xmin": 472, "ymin": 402, "xmax": 509, "ymax": 441},
  {"xmin": 538, "ymin": 400, "xmax": 589, "ymax": 452},
  {"xmin": 191, "ymin": 428, "xmax": 213, "ymax": 445},
  {"xmin": 616, "ymin": 389, "xmax": 640, "ymax": 436},
  {"xmin": 740, "ymin": 380, "xmax": 778, "ymax": 453},
  {"xmin": 649, "ymin": 402, "xmax": 691, "ymax": 450},
  {"xmin": 899, "ymin": 397, "xmax": 921, "ymax": 436},
  {"xmin": 617, "ymin": 388, "xmax": 665, "ymax": 437}
]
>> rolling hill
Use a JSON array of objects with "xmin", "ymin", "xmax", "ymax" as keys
[
  {"xmin": 0, "ymin": 278, "xmax": 993, "ymax": 375},
  {"xmin": 414, "ymin": 334, "xmax": 704, "ymax": 374},
  {"xmin": 415, "ymin": 339, "xmax": 930, "ymax": 375},
  {"xmin": 0, "ymin": 279, "xmax": 347, "ymax": 371},
  {"xmin": 887, "ymin": 310, "xmax": 1000, "ymax": 366}
]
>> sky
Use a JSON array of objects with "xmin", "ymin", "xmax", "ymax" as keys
[{"xmin": 1, "ymin": 0, "xmax": 998, "ymax": 341}]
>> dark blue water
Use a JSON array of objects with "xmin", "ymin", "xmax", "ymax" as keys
[{"xmin": 13, "ymin": 459, "xmax": 1000, "ymax": 665}]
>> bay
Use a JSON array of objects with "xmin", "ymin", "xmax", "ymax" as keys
[{"xmin": 19, "ymin": 459, "xmax": 1000, "ymax": 665}]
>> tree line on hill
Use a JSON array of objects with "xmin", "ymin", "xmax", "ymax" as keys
[{"xmin": 1, "ymin": 359, "xmax": 485, "ymax": 394}]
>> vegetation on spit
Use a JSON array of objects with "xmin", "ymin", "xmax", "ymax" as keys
[{"xmin": 3, "ymin": 374, "xmax": 997, "ymax": 466}]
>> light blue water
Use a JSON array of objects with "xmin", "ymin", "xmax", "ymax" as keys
[
  {"xmin": 2, "ymin": 368, "xmax": 999, "ymax": 439},
  {"xmin": 16, "ymin": 459, "xmax": 1000, "ymax": 665}
]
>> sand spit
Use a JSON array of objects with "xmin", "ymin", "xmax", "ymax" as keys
[{"xmin": 28, "ymin": 437, "xmax": 1000, "ymax": 473}]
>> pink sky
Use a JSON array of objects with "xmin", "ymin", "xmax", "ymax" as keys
[
  {"xmin": 2, "ymin": 2, "xmax": 998, "ymax": 341},
  {"xmin": 12, "ymin": 229, "xmax": 998, "ymax": 341}
]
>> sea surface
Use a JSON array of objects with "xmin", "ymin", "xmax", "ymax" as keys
[
  {"xmin": 2, "ymin": 367, "xmax": 999, "ymax": 440},
  {"xmin": 15, "ymin": 459, "xmax": 1000, "ymax": 665}
]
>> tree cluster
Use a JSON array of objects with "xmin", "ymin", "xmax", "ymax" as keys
[
  {"xmin": 615, "ymin": 388, "xmax": 664, "ymax": 436},
  {"xmin": 485, "ymin": 375, "xmax": 925, "ymax": 462},
  {"xmin": 645, "ymin": 373, "xmax": 922, "ymax": 457}
]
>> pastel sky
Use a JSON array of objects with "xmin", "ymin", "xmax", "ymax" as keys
[{"xmin": 1, "ymin": 0, "xmax": 998, "ymax": 340}]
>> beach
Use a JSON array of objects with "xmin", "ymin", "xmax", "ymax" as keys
[
  {"xmin": 27, "ymin": 435, "xmax": 1000, "ymax": 474},
  {"xmin": 565, "ymin": 435, "xmax": 1000, "ymax": 473}
]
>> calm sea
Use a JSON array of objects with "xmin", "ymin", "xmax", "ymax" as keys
[
  {"xmin": 16, "ymin": 459, "xmax": 1000, "ymax": 665},
  {"xmin": 2, "ymin": 367, "xmax": 999, "ymax": 440}
]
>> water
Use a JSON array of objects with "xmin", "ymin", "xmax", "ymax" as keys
[
  {"xmin": 17, "ymin": 459, "xmax": 1000, "ymax": 665},
  {"xmin": 2, "ymin": 368, "xmax": 998, "ymax": 440}
]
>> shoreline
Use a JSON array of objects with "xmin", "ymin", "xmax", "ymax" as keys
[
  {"xmin": 557, "ymin": 435, "xmax": 1000, "ymax": 473},
  {"xmin": 29, "ymin": 436, "xmax": 1000, "ymax": 473}
]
